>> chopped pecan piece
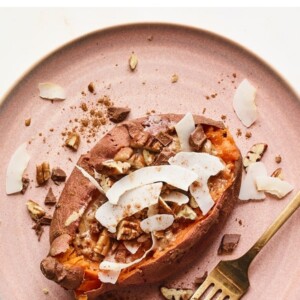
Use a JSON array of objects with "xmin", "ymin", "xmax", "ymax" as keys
[
  {"xmin": 117, "ymin": 219, "xmax": 142, "ymax": 240},
  {"xmin": 65, "ymin": 133, "xmax": 80, "ymax": 151},
  {"xmin": 36, "ymin": 162, "xmax": 51, "ymax": 185},
  {"xmin": 94, "ymin": 229, "xmax": 111, "ymax": 256},
  {"xmin": 189, "ymin": 125, "xmax": 207, "ymax": 151},
  {"xmin": 21, "ymin": 176, "xmax": 30, "ymax": 194},
  {"xmin": 129, "ymin": 53, "xmax": 138, "ymax": 71},
  {"xmin": 153, "ymin": 149, "xmax": 176, "ymax": 165},
  {"xmin": 171, "ymin": 74, "xmax": 179, "ymax": 83},
  {"xmin": 101, "ymin": 159, "xmax": 131, "ymax": 175},
  {"xmin": 155, "ymin": 131, "xmax": 173, "ymax": 146},
  {"xmin": 107, "ymin": 106, "xmax": 131, "ymax": 123},
  {"xmin": 25, "ymin": 118, "xmax": 31, "ymax": 126},
  {"xmin": 128, "ymin": 153, "xmax": 146, "ymax": 169},
  {"xmin": 142, "ymin": 149, "xmax": 155, "ymax": 166},
  {"xmin": 271, "ymin": 168, "xmax": 284, "ymax": 180},
  {"xmin": 126, "ymin": 123, "xmax": 150, "ymax": 148},
  {"xmin": 26, "ymin": 200, "xmax": 46, "ymax": 221},
  {"xmin": 39, "ymin": 215, "xmax": 53, "ymax": 226},
  {"xmin": 275, "ymin": 155, "xmax": 282, "ymax": 164},
  {"xmin": 44, "ymin": 188, "xmax": 57, "ymax": 206},
  {"xmin": 51, "ymin": 167, "xmax": 67, "ymax": 183},
  {"xmin": 218, "ymin": 234, "xmax": 241, "ymax": 255},
  {"xmin": 243, "ymin": 143, "xmax": 268, "ymax": 171},
  {"xmin": 114, "ymin": 245, "xmax": 128, "ymax": 263},
  {"xmin": 176, "ymin": 205, "xmax": 197, "ymax": 220},
  {"xmin": 160, "ymin": 287, "xmax": 193, "ymax": 300},
  {"xmin": 114, "ymin": 147, "xmax": 133, "ymax": 162},
  {"xmin": 98, "ymin": 174, "xmax": 114, "ymax": 193},
  {"xmin": 32, "ymin": 222, "xmax": 44, "ymax": 241}
]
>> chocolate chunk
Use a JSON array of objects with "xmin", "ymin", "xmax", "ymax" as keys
[
  {"xmin": 153, "ymin": 149, "xmax": 176, "ymax": 165},
  {"xmin": 194, "ymin": 271, "xmax": 208, "ymax": 286},
  {"xmin": 39, "ymin": 214, "xmax": 53, "ymax": 226},
  {"xmin": 155, "ymin": 131, "xmax": 173, "ymax": 147},
  {"xmin": 144, "ymin": 136, "xmax": 162, "ymax": 153},
  {"xmin": 108, "ymin": 107, "xmax": 131, "ymax": 123},
  {"xmin": 126, "ymin": 123, "xmax": 150, "ymax": 148},
  {"xmin": 189, "ymin": 125, "xmax": 206, "ymax": 151},
  {"xmin": 51, "ymin": 167, "xmax": 67, "ymax": 183},
  {"xmin": 44, "ymin": 188, "xmax": 57, "ymax": 206},
  {"xmin": 21, "ymin": 176, "xmax": 30, "ymax": 194},
  {"xmin": 218, "ymin": 234, "xmax": 241, "ymax": 255}
]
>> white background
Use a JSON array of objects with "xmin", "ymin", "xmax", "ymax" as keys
[{"xmin": 0, "ymin": 7, "xmax": 300, "ymax": 98}]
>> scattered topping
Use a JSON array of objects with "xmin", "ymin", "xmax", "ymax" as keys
[
  {"xmin": 39, "ymin": 214, "xmax": 53, "ymax": 226},
  {"xmin": 233, "ymin": 79, "xmax": 258, "ymax": 127},
  {"xmin": 94, "ymin": 229, "xmax": 111, "ymax": 256},
  {"xmin": 123, "ymin": 240, "xmax": 140, "ymax": 254},
  {"xmin": 194, "ymin": 271, "xmax": 208, "ymax": 286},
  {"xmin": 126, "ymin": 123, "xmax": 150, "ymax": 148},
  {"xmin": 51, "ymin": 167, "xmax": 67, "ymax": 183},
  {"xmin": 129, "ymin": 53, "xmax": 138, "ymax": 71},
  {"xmin": 98, "ymin": 234, "xmax": 157, "ymax": 284},
  {"xmin": 21, "ymin": 176, "xmax": 30, "ymax": 194},
  {"xmin": 128, "ymin": 153, "xmax": 146, "ymax": 169},
  {"xmin": 171, "ymin": 74, "xmax": 179, "ymax": 83},
  {"xmin": 275, "ymin": 155, "xmax": 282, "ymax": 164},
  {"xmin": 64, "ymin": 207, "xmax": 86, "ymax": 226},
  {"xmin": 161, "ymin": 191, "xmax": 189, "ymax": 205},
  {"xmin": 176, "ymin": 205, "xmax": 197, "ymax": 220},
  {"xmin": 96, "ymin": 183, "xmax": 162, "ymax": 233},
  {"xmin": 36, "ymin": 162, "xmax": 51, "ymax": 186},
  {"xmin": 101, "ymin": 159, "xmax": 131, "ymax": 175},
  {"xmin": 218, "ymin": 234, "xmax": 241, "ymax": 255},
  {"xmin": 88, "ymin": 82, "xmax": 95, "ymax": 93},
  {"xmin": 256, "ymin": 176, "xmax": 294, "ymax": 198},
  {"xmin": 80, "ymin": 102, "xmax": 88, "ymax": 111},
  {"xmin": 155, "ymin": 131, "xmax": 173, "ymax": 146},
  {"xmin": 174, "ymin": 113, "xmax": 195, "ymax": 151},
  {"xmin": 245, "ymin": 131, "xmax": 252, "ymax": 139},
  {"xmin": 189, "ymin": 125, "xmax": 206, "ymax": 151},
  {"xmin": 243, "ymin": 143, "xmax": 268, "ymax": 171},
  {"xmin": 107, "ymin": 106, "xmax": 131, "ymax": 123},
  {"xmin": 271, "ymin": 168, "xmax": 284, "ymax": 180},
  {"xmin": 38, "ymin": 82, "xmax": 66, "ymax": 100},
  {"xmin": 169, "ymin": 152, "xmax": 224, "ymax": 215},
  {"xmin": 25, "ymin": 118, "xmax": 31, "ymax": 126},
  {"xmin": 117, "ymin": 219, "xmax": 142, "ymax": 240},
  {"xmin": 147, "ymin": 35, "xmax": 153, "ymax": 41},
  {"xmin": 76, "ymin": 165, "xmax": 104, "ymax": 194},
  {"xmin": 105, "ymin": 165, "xmax": 198, "ymax": 205},
  {"xmin": 44, "ymin": 188, "xmax": 57, "ymax": 206},
  {"xmin": 236, "ymin": 128, "xmax": 242, "ymax": 137},
  {"xmin": 142, "ymin": 149, "xmax": 155, "ymax": 166},
  {"xmin": 65, "ymin": 133, "xmax": 80, "ymax": 151},
  {"xmin": 114, "ymin": 147, "xmax": 133, "ymax": 162},
  {"xmin": 140, "ymin": 214, "xmax": 174, "ymax": 233},
  {"xmin": 239, "ymin": 162, "xmax": 267, "ymax": 201},
  {"xmin": 27, "ymin": 200, "xmax": 46, "ymax": 221},
  {"xmin": 153, "ymin": 149, "xmax": 176, "ymax": 165},
  {"xmin": 42, "ymin": 288, "xmax": 49, "ymax": 295},
  {"xmin": 160, "ymin": 287, "xmax": 193, "ymax": 300},
  {"xmin": 6, "ymin": 142, "xmax": 30, "ymax": 195}
]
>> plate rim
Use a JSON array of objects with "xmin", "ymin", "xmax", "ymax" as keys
[{"xmin": 0, "ymin": 22, "xmax": 299, "ymax": 108}]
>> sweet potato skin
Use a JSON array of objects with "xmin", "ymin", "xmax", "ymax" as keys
[{"xmin": 42, "ymin": 114, "xmax": 242, "ymax": 298}]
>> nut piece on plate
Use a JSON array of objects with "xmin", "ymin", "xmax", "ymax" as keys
[
  {"xmin": 65, "ymin": 133, "xmax": 80, "ymax": 151},
  {"xmin": 27, "ymin": 200, "xmax": 46, "ymax": 221},
  {"xmin": 275, "ymin": 155, "xmax": 282, "ymax": 164},
  {"xmin": 116, "ymin": 219, "xmax": 142, "ymax": 241},
  {"xmin": 21, "ymin": 176, "xmax": 30, "ymax": 194},
  {"xmin": 25, "ymin": 118, "xmax": 31, "ymax": 126},
  {"xmin": 36, "ymin": 162, "xmax": 51, "ymax": 185},
  {"xmin": 44, "ymin": 188, "xmax": 57, "ymax": 206},
  {"xmin": 189, "ymin": 125, "xmax": 207, "ymax": 151},
  {"xmin": 160, "ymin": 287, "xmax": 193, "ymax": 300},
  {"xmin": 51, "ymin": 167, "xmax": 67, "ymax": 183},
  {"xmin": 94, "ymin": 229, "xmax": 111, "ymax": 256},
  {"xmin": 114, "ymin": 147, "xmax": 133, "ymax": 162},
  {"xmin": 243, "ymin": 143, "xmax": 268, "ymax": 171},
  {"xmin": 218, "ymin": 234, "xmax": 241, "ymax": 255},
  {"xmin": 171, "ymin": 74, "xmax": 179, "ymax": 83},
  {"xmin": 176, "ymin": 205, "xmax": 197, "ymax": 220},
  {"xmin": 101, "ymin": 159, "xmax": 131, "ymax": 175},
  {"xmin": 271, "ymin": 168, "xmax": 284, "ymax": 180},
  {"xmin": 107, "ymin": 106, "xmax": 131, "ymax": 123},
  {"xmin": 129, "ymin": 53, "xmax": 138, "ymax": 71}
]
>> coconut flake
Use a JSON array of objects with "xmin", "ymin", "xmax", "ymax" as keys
[
  {"xmin": 123, "ymin": 241, "xmax": 140, "ymax": 254},
  {"xmin": 161, "ymin": 191, "xmax": 189, "ymax": 205},
  {"xmin": 140, "ymin": 214, "xmax": 175, "ymax": 233},
  {"xmin": 106, "ymin": 165, "xmax": 198, "ymax": 205},
  {"xmin": 174, "ymin": 113, "xmax": 195, "ymax": 151},
  {"xmin": 233, "ymin": 79, "xmax": 258, "ymax": 127},
  {"xmin": 6, "ymin": 143, "xmax": 30, "ymax": 195},
  {"xmin": 99, "ymin": 233, "xmax": 157, "ymax": 284},
  {"xmin": 239, "ymin": 162, "xmax": 267, "ymax": 200},
  {"xmin": 65, "ymin": 206, "xmax": 85, "ymax": 226},
  {"xmin": 256, "ymin": 176, "xmax": 294, "ymax": 198},
  {"xmin": 76, "ymin": 166, "xmax": 104, "ymax": 194},
  {"xmin": 38, "ymin": 82, "xmax": 66, "ymax": 100},
  {"xmin": 96, "ymin": 183, "xmax": 162, "ymax": 233},
  {"xmin": 169, "ymin": 152, "xmax": 225, "ymax": 215}
]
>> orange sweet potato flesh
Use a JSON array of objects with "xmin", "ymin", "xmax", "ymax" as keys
[{"xmin": 41, "ymin": 114, "xmax": 242, "ymax": 299}]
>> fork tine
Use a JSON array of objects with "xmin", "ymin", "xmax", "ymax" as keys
[
  {"xmin": 202, "ymin": 285, "xmax": 220, "ymax": 300},
  {"xmin": 214, "ymin": 291, "xmax": 228, "ymax": 300},
  {"xmin": 190, "ymin": 279, "xmax": 212, "ymax": 300}
]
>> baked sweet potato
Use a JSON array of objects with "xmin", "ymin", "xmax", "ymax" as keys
[{"xmin": 40, "ymin": 114, "xmax": 242, "ymax": 299}]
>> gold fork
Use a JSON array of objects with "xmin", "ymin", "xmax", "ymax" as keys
[{"xmin": 190, "ymin": 191, "xmax": 300, "ymax": 300}]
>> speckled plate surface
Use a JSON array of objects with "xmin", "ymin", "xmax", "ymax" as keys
[{"xmin": 0, "ymin": 23, "xmax": 299, "ymax": 300}]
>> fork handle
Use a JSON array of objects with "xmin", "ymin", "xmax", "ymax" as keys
[{"xmin": 240, "ymin": 191, "xmax": 300, "ymax": 267}]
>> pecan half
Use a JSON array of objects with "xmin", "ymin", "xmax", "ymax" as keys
[
  {"xmin": 94, "ymin": 229, "xmax": 111, "ymax": 256},
  {"xmin": 27, "ymin": 200, "xmax": 46, "ymax": 221},
  {"xmin": 160, "ymin": 287, "xmax": 193, "ymax": 300},
  {"xmin": 36, "ymin": 162, "xmax": 51, "ymax": 185},
  {"xmin": 117, "ymin": 219, "xmax": 142, "ymax": 240},
  {"xmin": 65, "ymin": 132, "xmax": 80, "ymax": 151}
]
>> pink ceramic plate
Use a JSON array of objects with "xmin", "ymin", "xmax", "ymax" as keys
[{"xmin": 0, "ymin": 23, "xmax": 299, "ymax": 300}]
